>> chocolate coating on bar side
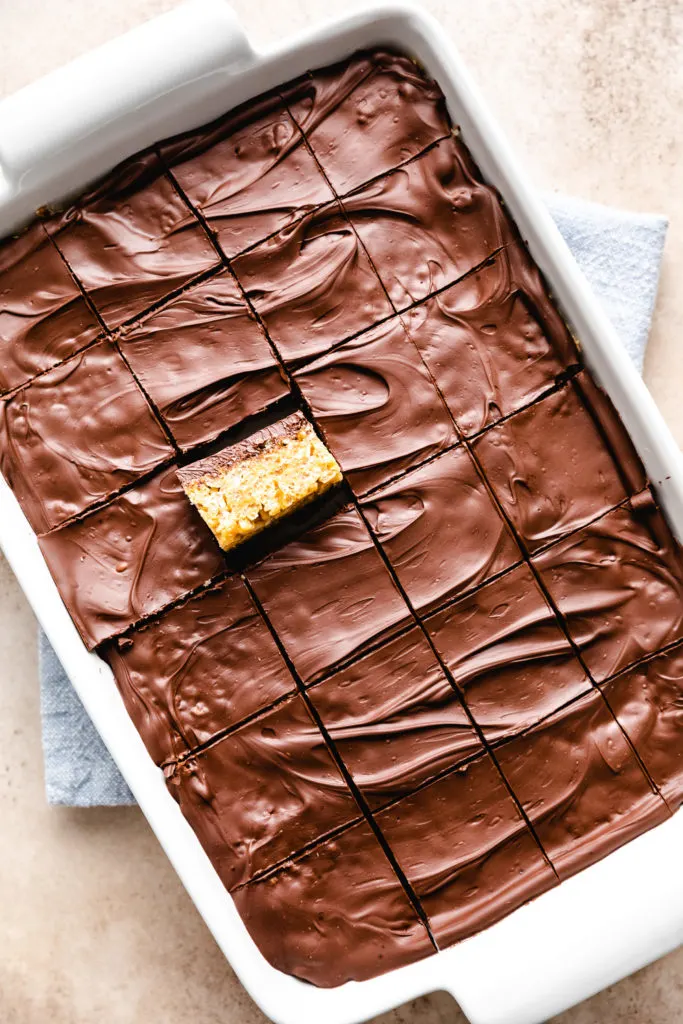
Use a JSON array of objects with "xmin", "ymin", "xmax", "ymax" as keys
[
  {"xmin": 376, "ymin": 754, "xmax": 556, "ymax": 947},
  {"xmin": 427, "ymin": 563, "xmax": 591, "ymax": 745},
  {"xmin": 166, "ymin": 693, "xmax": 361, "ymax": 889},
  {"xmin": 104, "ymin": 575, "xmax": 296, "ymax": 766},
  {"xmin": 473, "ymin": 372, "xmax": 645, "ymax": 552},
  {"xmin": 308, "ymin": 626, "xmax": 482, "ymax": 808},
  {"xmin": 39, "ymin": 464, "xmax": 225, "ymax": 649},
  {"xmin": 0, "ymin": 340, "xmax": 173, "ymax": 533},
  {"xmin": 403, "ymin": 243, "xmax": 578, "ymax": 436},
  {"xmin": 343, "ymin": 136, "xmax": 517, "ymax": 309},
  {"xmin": 533, "ymin": 498, "xmax": 683, "ymax": 682},
  {"xmin": 47, "ymin": 151, "xmax": 218, "ymax": 329},
  {"xmin": 120, "ymin": 271, "xmax": 287, "ymax": 451},
  {"xmin": 246, "ymin": 506, "xmax": 411, "ymax": 683},
  {"xmin": 231, "ymin": 200, "xmax": 393, "ymax": 366},
  {"xmin": 287, "ymin": 50, "xmax": 451, "ymax": 195},
  {"xmin": 295, "ymin": 316, "xmax": 458, "ymax": 496},
  {"xmin": 361, "ymin": 446, "xmax": 521, "ymax": 614},
  {"xmin": 0, "ymin": 222, "xmax": 101, "ymax": 394},
  {"xmin": 495, "ymin": 689, "xmax": 670, "ymax": 880},
  {"xmin": 233, "ymin": 819, "xmax": 433, "ymax": 987}
]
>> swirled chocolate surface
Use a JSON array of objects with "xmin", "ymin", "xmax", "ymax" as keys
[
  {"xmin": 376, "ymin": 753, "xmax": 555, "ymax": 947},
  {"xmin": 233, "ymin": 819, "xmax": 433, "ymax": 986},
  {"xmin": 166, "ymin": 693, "xmax": 361, "ymax": 890},
  {"xmin": 231, "ymin": 200, "xmax": 392, "ymax": 366},
  {"xmin": 0, "ymin": 222, "xmax": 101, "ymax": 394},
  {"xmin": 343, "ymin": 136, "xmax": 516, "ymax": 308},
  {"xmin": 104, "ymin": 575, "xmax": 296, "ymax": 766},
  {"xmin": 474, "ymin": 372, "xmax": 645, "ymax": 552},
  {"xmin": 295, "ymin": 315, "xmax": 458, "ymax": 495},
  {"xmin": 0, "ymin": 340, "xmax": 172, "ymax": 532},
  {"xmin": 361, "ymin": 446, "xmax": 521, "ymax": 614},
  {"xmin": 246, "ymin": 506, "xmax": 411, "ymax": 683},
  {"xmin": 495, "ymin": 689, "xmax": 670, "ymax": 880},
  {"xmin": 120, "ymin": 271, "xmax": 287, "ymax": 450},
  {"xmin": 39, "ymin": 464, "xmax": 225, "ymax": 649},
  {"xmin": 403, "ymin": 244, "xmax": 578, "ymax": 436},
  {"xmin": 427, "ymin": 564, "xmax": 591, "ymax": 744},
  {"xmin": 533, "ymin": 498, "xmax": 683, "ymax": 682},
  {"xmin": 308, "ymin": 626, "xmax": 482, "ymax": 808},
  {"xmin": 46, "ymin": 151, "xmax": 219, "ymax": 329}
]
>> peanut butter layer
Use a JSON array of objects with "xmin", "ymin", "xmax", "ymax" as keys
[{"xmin": 177, "ymin": 412, "xmax": 342, "ymax": 552}]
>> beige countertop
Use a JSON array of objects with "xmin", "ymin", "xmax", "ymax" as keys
[{"xmin": 2, "ymin": 1, "xmax": 683, "ymax": 1021}]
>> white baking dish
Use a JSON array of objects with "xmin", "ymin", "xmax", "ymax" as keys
[{"xmin": 1, "ymin": 2, "xmax": 682, "ymax": 1022}]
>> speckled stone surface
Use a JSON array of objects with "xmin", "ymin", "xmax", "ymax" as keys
[{"xmin": 2, "ymin": 1, "xmax": 683, "ymax": 1022}]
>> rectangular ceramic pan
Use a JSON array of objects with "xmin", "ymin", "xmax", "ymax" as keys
[{"xmin": 2, "ymin": 2, "xmax": 683, "ymax": 1022}]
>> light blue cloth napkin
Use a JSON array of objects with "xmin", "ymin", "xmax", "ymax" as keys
[{"xmin": 38, "ymin": 192, "xmax": 668, "ymax": 807}]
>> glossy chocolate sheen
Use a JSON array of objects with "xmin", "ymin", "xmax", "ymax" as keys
[
  {"xmin": 47, "ymin": 151, "xmax": 219, "ymax": 329},
  {"xmin": 295, "ymin": 316, "xmax": 458, "ymax": 496},
  {"xmin": 361, "ymin": 446, "xmax": 521, "ymax": 614},
  {"xmin": 231, "ymin": 200, "xmax": 393, "ymax": 366},
  {"xmin": 233, "ymin": 819, "xmax": 434, "ymax": 986},
  {"xmin": 104, "ymin": 575, "xmax": 296, "ymax": 766},
  {"xmin": 342, "ymin": 136, "xmax": 517, "ymax": 309},
  {"xmin": 308, "ymin": 626, "xmax": 483, "ymax": 808},
  {"xmin": 495, "ymin": 689, "xmax": 671, "ymax": 880},
  {"xmin": 246, "ymin": 505, "xmax": 411, "ymax": 683},
  {"xmin": 287, "ymin": 50, "xmax": 451, "ymax": 195},
  {"xmin": 0, "ymin": 340, "xmax": 173, "ymax": 532},
  {"xmin": 427, "ymin": 563, "xmax": 592, "ymax": 744},
  {"xmin": 161, "ymin": 92, "xmax": 334, "ymax": 259},
  {"xmin": 602, "ymin": 646, "xmax": 683, "ymax": 811},
  {"xmin": 533, "ymin": 497, "xmax": 683, "ymax": 683},
  {"xmin": 39, "ymin": 464, "xmax": 225, "ymax": 649},
  {"xmin": 0, "ymin": 222, "xmax": 101, "ymax": 395},
  {"xmin": 402, "ymin": 243, "xmax": 578, "ymax": 436},
  {"xmin": 166, "ymin": 692, "xmax": 361, "ymax": 889},
  {"xmin": 120, "ymin": 271, "xmax": 287, "ymax": 450},
  {"xmin": 473, "ymin": 372, "xmax": 646, "ymax": 552},
  {"xmin": 376, "ymin": 754, "xmax": 556, "ymax": 947}
]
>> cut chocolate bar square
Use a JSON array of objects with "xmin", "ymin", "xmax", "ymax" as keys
[
  {"xmin": 233, "ymin": 819, "xmax": 433, "ymax": 986},
  {"xmin": 295, "ymin": 315, "xmax": 458, "ymax": 496},
  {"xmin": 495, "ymin": 689, "xmax": 670, "ymax": 880},
  {"xmin": 426, "ymin": 563, "xmax": 592, "ymax": 744},
  {"xmin": 246, "ymin": 505, "xmax": 412, "ymax": 683},
  {"xmin": 47, "ymin": 152, "xmax": 219, "ymax": 329},
  {"xmin": 0, "ymin": 340, "xmax": 173, "ymax": 532},
  {"xmin": 361, "ymin": 446, "xmax": 521, "ymax": 614},
  {"xmin": 104, "ymin": 575, "xmax": 296, "ymax": 766},
  {"xmin": 39, "ymin": 464, "xmax": 225, "ymax": 649},
  {"xmin": 166, "ymin": 693, "xmax": 361, "ymax": 889},
  {"xmin": 376, "ymin": 753, "xmax": 555, "ymax": 947},
  {"xmin": 0, "ymin": 222, "xmax": 101, "ymax": 395},
  {"xmin": 307, "ymin": 626, "xmax": 482, "ymax": 808},
  {"xmin": 119, "ymin": 271, "xmax": 287, "ymax": 450}
]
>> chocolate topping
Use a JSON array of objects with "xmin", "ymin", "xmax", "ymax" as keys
[
  {"xmin": 495, "ymin": 689, "xmax": 670, "ymax": 880},
  {"xmin": 104, "ymin": 575, "xmax": 296, "ymax": 766},
  {"xmin": 231, "ymin": 200, "xmax": 393, "ymax": 366},
  {"xmin": 0, "ymin": 340, "xmax": 172, "ymax": 532},
  {"xmin": 361, "ymin": 446, "xmax": 521, "ymax": 614},
  {"xmin": 233, "ymin": 819, "xmax": 433, "ymax": 987},
  {"xmin": 46, "ymin": 151, "xmax": 219, "ymax": 329},
  {"xmin": 120, "ymin": 271, "xmax": 287, "ymax": 450},
  {"xmin": 0, "ymin": 222, "xmax": 101, "ymax": 394},
  {"xmin": 246, "ymin": 505, "xmax": 411, "ymax": 683},
  {"xmin": 308, "ymin": 626, "xmax": 483, "ymax": 808},
  {"xmin": 166, "ymin": 693, "xmax": 361, "ymax": 889},
  {"xmin": 39, "ymin": 464, "xmax": 225, "ymax": 649},
  {"xmin": 427, "ymin": 563, "xmax": 592, "ymax": 744},
  {"xmin": 376, "ymin": 754, "xmax": 556, "ymax": 947}
]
